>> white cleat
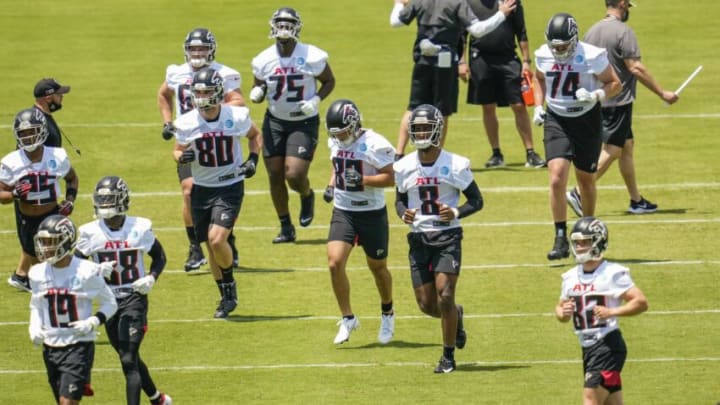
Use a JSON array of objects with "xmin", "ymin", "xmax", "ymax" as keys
[
  {"xmin": 333, "ymin": 317, "xmax": 360, "ymax": 344},
  {"xmin": 378, "ymin": 312, "xmax": 395, "ymax": 344}
]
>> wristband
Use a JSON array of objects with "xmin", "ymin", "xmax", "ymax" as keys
[
  {"xmin": 66, "ymin": 187, "xmax": 78, "ymax": 201},
  {"xmin": 248, "ymin": 152, "xmax": 259, "ymax": 165},
  {"xmin": 451, "ymin": 207, "xmax": 460, "ymax": 219}
]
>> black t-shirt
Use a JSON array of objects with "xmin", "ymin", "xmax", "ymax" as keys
[
  {"xmin": 466, "ymin": 0, "xmax": 528, "ymax": 56},
  {"xmin": 32, "ymin": 106, "xmax": 62, "ymax": 147}
]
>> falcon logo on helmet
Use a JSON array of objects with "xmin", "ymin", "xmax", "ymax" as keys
[
  {"xmin": 545, "ymin": 13, "xmax": 579, "ymax": 63},
  {"xmin": 269, "ymin": 7, "xmax": 302, "ymax": 40},
  {"xmin": 190, "ymin": 67, "xmax": 224, "ymax": 110},
  {"xmin": 409, "ymin": 104, "xmax": 444, "ymax": 150},
  {"xmin": 34, "ymin": 215, "xmax": 77, "ymax": 264},
  {"xmin": 184, "ymin": 28, "xmax": 217, "ymax": 69},
  {"xmin": 93, "ymin": 176, "xmax": 130, "ymax": 219},
  {"xmin": 570, "ymin": 216, "xmax": 609, "ymax": 264},
  {"xmin": 326, "ymin": 99, "xmax": 362, "ymax": 147},
  {"xmin": 13, "ymin": 108, "xmax": 48, "ymax": 152}
]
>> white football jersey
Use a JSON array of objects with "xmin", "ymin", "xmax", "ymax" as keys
[
  {"xmin": 559, "ymin": 261, "xmax": 635, "ymax": 347},
  {"xmin": 393, "ymin": 150, "xmax": 474, "ymax": 233},
  {"xmin": 251, "ymin": 42, "xmax": 328, "ymax": 121},
  {"xmin": 535, "ymin": 41, "xmax": 609, "ymax": 117},
  {"xmin": 0, "ymin": 146, "xmax": 71, "ymax": 205},
  {"xmin": 327, "ymin": 129, "xmax": 395, "ymax": 212},
  {"xmin": 76, "ymin": 216, "xmax": 156, "ymax": 299},
  {"xmin": 28, "ymin": 257, "xmax": 117, "ymax": 347},
  {"xmin": 174, "ymin": 104, "xmax": 253, "ymax": 187},
  {"xmin": 164, "ymin": 61, "xmax": 242, "ymax": 115}
]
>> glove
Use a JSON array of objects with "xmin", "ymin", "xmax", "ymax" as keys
[
  {"xmin": 98, "ymin": 260, "xmax": 117, "ymax": 279},
  {"xmin": 394, "ymin": 153, "xmax": 404, "ymax": 162},
  {"xmin": 69, "ymin": 316, "xmax": 100, "ymax": 335},
  {"xmin": 419, "ymin": 38, "xmax": 442, "ymax": 57},
  {"xmin": 575, "ymin": 88, "xmax": 605, "ymax": 103},
  {"xmin": 179, "ymin": 149, "xmax": 195, "ymax": 163},
  {"xmin": 238, "ymin": 154, "xmax": 258, "ymax": 179},
  {"xmin": 161, "ymin": 121, "xmax": 176, "ymax": 141},
  {"xmin": 344, "ymin": 167, "xmax": 363, "ymax": 188},
  {"xmin": 29, "ymin": 327, "xmax": 45, "ymax": 346},
  {"xmin": 12, "ymin": 182, "xmax": 32, "ymax": 200},
  {"xmin": 132, "ymin": 275, "xmax": 155, "ymax": 295},
  {"xmin": 58, "ymin": 200, "xmax": 74, "ymax": 216},
  {"xmin": 533, "ymin": 106, "xmax": 546, "ymax": 126},
  {"xmin": 249, "ymin": 85, "xmax": 266, "ymax": 103},
  {"xmin": 323, "ymin": 185, "xmax": 334, "ymax": 203},
  {"xmin": 298, "ymin": 96, "xmax": 321, "ymax": 116}
]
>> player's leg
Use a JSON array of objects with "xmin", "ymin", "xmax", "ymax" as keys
[
  {"xmin": 285, "ymin": 120, "xmax": 319, "ymax": 229},
  {"xmin": 179, "ymin": 166, "xmax": 205, "ymax": 272},
  {"xmin": 208, "ymin": 182, "xmax": 243, "ymax": 318},
  {"xmin": 327, "ymin": 208, "xmax": 359, "ymax": 343},
  {"xmin": 544, "ymin": 118, "xmax": 573, "ymax": 260}
]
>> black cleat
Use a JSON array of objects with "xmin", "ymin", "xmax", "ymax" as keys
[
  {"xmin": 272, "ymin": 225, "xmax": 296, "ymax": 244},
  {"xmin": 456, "ymin": 305, "xmax": 467, "ymax": 349},
  {"xmin": 547, "ymin": 236, "xmax": 570, "ymax": 260},
  {"xmin": 433, "ymin": 356, "xmax": 456, "ymax": 374},
  {"xmin": 7, "ymin": 273, "xmax": 30, "ymax": 292},
  {"xmin": 184, "ymin": 244, "xmax": 207, "ymax": 272},
  {"xmin": 214, "ymin": 281, "xmax": 238, "ymax": 319},
  {"xmin": 299, "ymin": 191, "xmax": 315, "ymax": 227}
]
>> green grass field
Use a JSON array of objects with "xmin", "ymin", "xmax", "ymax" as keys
[{"xmin": 1, "ymin": 1, "xmax": 719, "ymax": 403}]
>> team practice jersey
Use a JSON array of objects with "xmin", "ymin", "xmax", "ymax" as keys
[
  {"xmin": 174, "ymin": 105, "xmax": 253, "ymax": 187},
  {"xmin": 28, "ymin": 257, "xmax": 117, "ymax": 347},
  {"xmin": 559, "ymin": 261, "xmax": 635, "ymax": 347},
  {"xmin": 76, "ymin": 216, "xmax": 156, "ymax": 299},
  {"xmin": 0, "ymin": 147, "xmax": 70, "ymax": 206},
  {"xmin": 164, "ymin": 61, "xmax": 241, "ymax": 115},
  {"xmin": 394, "ymin": 150, "xmax": 474, "ymax": 233},
  {"xmin": 328, "ymin": 129, "xmax": 395, "ymax": 211},
  {"xmin": 251, "ymin": 42, "xmax": 328, "ymax": 121},
  {"xmin": 535, "ymin": 41, "xmax": 609, "ymax": 117}
]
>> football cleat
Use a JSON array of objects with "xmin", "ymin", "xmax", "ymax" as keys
[
  {"xmin": 628, "ymin": 197, "xmax": 658, "ymax": 214},
  {"xmin": 485, "ymin": 154, "xmax": 505, "ymax": 168},
  {"xmin": 378, "ymin": 312, "xmax": 395, "ymax": 344},
  {"xmin": 151, "ymin": 393, "xmax": 173, "ymax": 405},
  {"xmin": 456, "ymin": 305, "xmax": 467, "ymax": 349},
  {"xmin": 184, "ymin": 244, "xmax": 207, "ymax": 272},
  {"xmin": 333, "ymin": 316, "xmax": 360, "ymax": 344},
  {"xmin": 214, "ymin": 281, "xmax": 238, "ymax": 319},
  {"xmin": 299, "ymin": 191, "xmax": 315, "ymax": 227},
  {"xmin": 272, "ymin": 225, "xmax": 296, "ymax": 244},
  {"xmin": 7, "ymin": 273, "xmax": 30, "ymax": 292},
  {"xmin": 566, "ymin": 187, "xmax": 583, "ymax": 218},
  {"xmin": 547, "ymin": 236, "xmax": 570, "ymax": 260},
  {"xmin": 525, "ymin": 151, "xmax": 547, "ymax": 168},
  {"xmin": 433, "ymin": 356, "xmax": 456, "ymax": 374}
]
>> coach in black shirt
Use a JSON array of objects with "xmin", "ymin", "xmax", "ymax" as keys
[{"xmin": 32, "ymin": 78, "xmax": 71, "ymax": 148}]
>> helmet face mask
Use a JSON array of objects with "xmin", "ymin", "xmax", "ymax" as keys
[
  {"xmin": 570, "ymin": 216, "xmax": 609, "ymax": 264},
  {"xmin": 545, "ymin": 13, "xmax": 579, "ymax": 62},
  {"xmin": 326, "ymin": 99, "xmax": 362, "ymax": 147},
  {"xmin": 190, "ymin": 68, "xmax": 224, "ymax": 110},
  {"xmin": 13, "ymin": 108, "xmax": 48, "ymax": 152},
  {"xmin": 94, "ymin": 176, "xmax": 130, "ymax": 219},
  {"xmin": 34, "ymin": 215, "xmax": 77, "ymax": 265},
  {"xmin": 269, "ymin": 7, "xmax": 302, "ymax": 40},
  {"xmin": 184, "ymin": 28, "xmax": 217, "ymax": 69},
  {"xmin": 409, "ymin": 104, "xmax": 443, "ymax": 150}
]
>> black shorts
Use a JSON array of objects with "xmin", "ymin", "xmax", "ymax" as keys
[
  {"xmin": 176, "ymin": 162, "xmax": 193, "ymax": 182},
  {"xmin": 106, "ymin": 293, "xmax": 148, "ymax": 346},
  {"xmin": 43, "ymin": 341, "xmax": 94, "ymax": 401},
  {"xmin": 601, "ymin": 104, "xmax": 634, "ymax": 147},
  {"xmin": 262, "ymin": 110, "xmax": 319, "ymax": 161},
  {"xmin": 582, "ymin": 330, "xmax": 627, "ymax": 392},
  {"xmin": 19, "ymin": 206, "xmax": 60, "ymax": 256},
  {"xmin": 328, "ymin": 207, "xmax": 389, "ymax": 260},
  {"xmin": 408, "ymin": 63, "xmax": 458, "ymax": 116},
  {"xmin": 407, "ymin": 228, "xmax": 463, "ymax": 289},
  {"xmin": 544, "ymin": 104, "xmax": 603, "ymax": 173},
  {"xmin": 467, "ymin": 53, "xmax": 523, "ymax": 107},
  {"xmin": 191, "ymin": 181, "xmax": 244, "ymax": 243}
]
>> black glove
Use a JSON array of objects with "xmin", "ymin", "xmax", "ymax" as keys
[
  {"xmin": 162, "ymin": 122, "xmax": 176, "ymax": 141},
  {"xmin": 178, "ymin": 149, "xmax": 195, "ymax": 163},
  {"xmin": 238, "ymin": 153, "xmax": 258, "ymax": 179},
  {"xmin": 323, "ymin": 186, "xmax": 334, "ymax": 203},
  {"xmin": 394, "ymin": 153, "xmax": 404, "ymax": 162},
  {"xmin": 12, "ymin": 182, "xmax": 32, "ymax": 200}
]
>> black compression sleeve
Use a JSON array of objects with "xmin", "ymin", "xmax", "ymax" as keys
[
  {"xmin": 148, "ymin": 239, "xmax": 167, "ymax": 278},
  {"xmin": 457, "ymin": 180, "xmax": 483, "ymax": 219},
  {"xmin": 395, "ymin": 189, "xmax": 409, "ymax": 219}
]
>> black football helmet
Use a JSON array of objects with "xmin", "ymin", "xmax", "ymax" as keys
[
  {"xmin": 94, "ymin": 176, "xmax": 130, "ymax": 219},
  {"xmin": 13, "ymin": 108, "xmax": 48, "ymax": 152},
  {"xmin": 409, "ymin": 104, "xmax": 443, "ymax": 150},
  {"xmin": 190, "ymin": 67, "xmax": 224, "ymax": 110},
  {"xmin": 184, "ymin": 28, "xmax": 217, "ymax": 69},
  {"xmin": 34, "ymin": 215, "xmax": 77, "ymax": 264},
  {"xmin": 269, "ymin": 7, "xmax": 302, "ymax": 40},
  {"xmin": 570, "ymin": 216, "xmax": 609, "ymax": 263},
  {"xmin": 545, "ymin": 13, "xmax": 579, "ymax": 62},
  {"xmin": 326, "ymin": 99, "xmax": 362, "ymax": 147}
]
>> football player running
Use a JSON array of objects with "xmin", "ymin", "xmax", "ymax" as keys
[
  {"xmin": 249, "ymin": 7, "xmax": 336, "ymax": 243},
  {"xmin": 555, "ymin": 216, "xmax": 648, "ymax": 404},
  {"xmin": 393, "ymin": 104, "xmax": 484, "ymax": 373},
  {"xmin": 173, "ymin": 67, "xmax": 262, "ymax": 319},
  {"xmin": 157, "ymin": 27, "xmax": 243, "ymax": 272},
  {"xmin": 532, "ymin": 13, "xmax": 621, "ymax": 261},
  {"xmin": 75, "ymin": 176, "xmax": 172, "ymax": 405},
  {"xmin": 322, "ymin": 99, "xmax": 397, "ymax": 345},
  {"xmin": 28, "ymin": 215, "xmax": 118, "ymax": 405},
  {"xmin": 0, "ymin": 108, "xmax": 79, "ymax": 292}
]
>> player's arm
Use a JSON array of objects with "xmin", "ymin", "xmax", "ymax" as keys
[
  {"xmin": 595, "ymin": 64, "xmax": 622, "ymax": 101},
  {"xmin": 466, "ymin": 0, "xmax": 516, "ymax": 39},
  {"xmin": 595, "ymin": 286, "xmax": 648, "ymax": 321},
  {"xmin": 173, "ymin": 142, "xmax": 190, "ymax": 163},
  {"xmin": 315, "ymin": 64, "xmax": 336, "ymax": 101},
  {"xmin": 555, "ymin": 298, "xmax": 574, "ymax": 322},
  {"xmin": 157, "ymin": 81, "xmax": 175, "ymax": 124},
  {"xmin": 224, "ymin": 89, "xmax": 246, "ymax": 107},
  {"xmin": 389, "ymin": 0, "xmax": 408, "ymax": 27},
  {"xmin": 95, "ymin": 282, "xmax": 118, "ymax": 321},
  {"xmin": 363, "ymin": 163, "xmax": 394, "ymax": 188},
  {"xmin": 0, "ymin": 181, "xmax": 15, "ymax": 204},
  {"xmin": 148, "ymin": 239, "xmax": 167, "ymax": 279},
  {"xmin": 533, "ymin": 70, "xmax": 546, "ymax": 106},
  {"xmin": 624, "ymin": 57, "xmax": 678, "ymax": 104},
  {"xmin": 457, "ymin": 180, "xmax": 483, "ymax": 218},
  {"xmin": 63, "ymin": 168, "xmax": 79, "ymax": 204},
  {"xmin": 246, "ymin": 122, "xmax": 262, "ymax": 156}
]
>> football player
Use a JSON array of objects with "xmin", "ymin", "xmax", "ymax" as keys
[
  {"xmin": 393, "ymin": 104, "xmax": 484, "ymax": 373},
  {"xmin": 28, "ymin": 215, "xmax": 118, "ymax": 405},
  {"xmin": 249, "ymin": 7, "xmax": 336, "ymax": 243},
  {"xmin": 532, "ymin": 13, "xmax": 621, "ymax": 261},
  {"xmin": 322, "ymin": 99, "xmax": 396, "ymax": 345},
  {"xmin": 173, "ymin": 67, "xmax": 262, "ymax": 319},
  {"xmin": 157, "ymin": 27, "xmax": 243, "ymax": 272},
  {"xmin": 0, "ymin": 108, "xmax": 79, "ymax": 292},
  {"xmin": 75, "ymin": 176, "xmax": 172, "ymax": 405},
  {"xmin": 555, "ymin": 216, "xmax": 648, "ymax": 404}
]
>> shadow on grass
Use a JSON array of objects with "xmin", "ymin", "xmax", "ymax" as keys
[
  {"xmin": 471, "ymin": 163, "xmax": 546, "ymax": 173},
  {"xmin": 225, "ymin": 314, "xmax": 313, "ymax": 323},
  {"xmin": 457, "ymin": 363, "xmax": 529, "ymax": 372},
  {"xmin": 612, "ymin": 258, "xmax": 672, "ymax": 264},
  {"xmin": 185, "ymin": 266, "xmax": 295, "ymax": 276},
  {"xmin": 343, "ymin": 340, "xmax": 438, "ymax": 350},
  {"xmin": 293, "ymin": 238, "xmax": 328, "ymax": 246}
]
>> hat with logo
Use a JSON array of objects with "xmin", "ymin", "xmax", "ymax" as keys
[{"xmin": 33, "ymin": 78, "xmax": 71, "ymax": 98}]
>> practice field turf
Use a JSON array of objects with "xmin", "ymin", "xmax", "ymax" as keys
[{"xmin": 1, "ymin": 1, "xmax": 719, "ymax": 403}]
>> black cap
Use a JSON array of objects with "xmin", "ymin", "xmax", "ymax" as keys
[{"xmin": 34, "ymin": 78, "xmax": 71, "ymax": 98}]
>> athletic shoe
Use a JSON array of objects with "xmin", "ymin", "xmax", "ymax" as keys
[
  {"xmin": 299, "ymin": 191, "xmax": 315, "ymax": 227},
  {"xmin": 433, "ymin": 356, "xmax": 456, "ymax": 374},
  {"xmin": 455, "ymin": 305, "xmax": 467, "ymax": 349},
  {"xmin": 333, "ymin": 316, "xmax": 360, "ymax": 344},
  {"xmin": 628, "ymin": 197, "xmax": 658, "ymax": 214},
  {"xmin": 184, "ymin": 244, "xmax": 207, "ymax": 272},
  {"xmin": 547, "ymin": 236, "xmax": 570, "ymax": 261},
  {"xmin": 214, "ymin": 281, "xmax": 238, "ymax": 319},
  {"xmin": 378, "ymin": 312, "xmax": 395, "ymax": 344},
  {"xmin": 272, "ymin": 225, "xmax": 296, "ymax": 244},
  {"xmin": 83, "ymin": 383, "xmax": 94, "ymax": 396},
  {"xmin": 152, "ymin": 393, "xmax": 173, "ymax": 405},
  {"xmin": 484, "ymin": 154, "xmax": 505, "ymax": 168},
  {"xmin": 566, "ymin": 187, "xmax": 583, "ymax": 218},
  {"xmin": 228, "ymin": 233, "xmax": 239, "ymax": 268},
  {"xmin": 525, "ymin": 151, "xmax": 547, "ymax": 168},
  {"xmin": 7, "ymin": 273, "xmax": 30, "ymax": 292}
]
